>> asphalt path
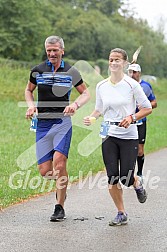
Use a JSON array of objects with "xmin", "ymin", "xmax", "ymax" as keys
[{"xmin": 0, "ymin": 148, "xmax": 167, "ymax": 252}]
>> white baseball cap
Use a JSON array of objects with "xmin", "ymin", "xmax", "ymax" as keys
[{"xmin": 128, "ymin": 63, "xmax": 141, "ymax": 72}]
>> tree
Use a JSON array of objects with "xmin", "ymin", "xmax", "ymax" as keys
[
  {"xmin": 0, "ymin": 0, "xmax": 51, "ymax": 61},
  {"xmin": 0, "ymin": 0, "xmax": 167, "ymax": 77},
  {"xmin": 49, "ymin": 0, "xmax": 123, "ymax": 16}
]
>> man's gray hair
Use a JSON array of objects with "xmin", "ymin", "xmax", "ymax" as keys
[{"xmin": 45, "ymin": 36, "xmax": 65, "ymax": 49}]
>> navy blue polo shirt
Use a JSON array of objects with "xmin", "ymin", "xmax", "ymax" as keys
[{"xmin": 30, "ymin": 60, "xmax": 83, "ymax": 119}]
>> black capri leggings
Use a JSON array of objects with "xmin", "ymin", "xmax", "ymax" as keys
[{"xmin": 102, "ymin": 136, "xmax": 138, "ymax": 187}]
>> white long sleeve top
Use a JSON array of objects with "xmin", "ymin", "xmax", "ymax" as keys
[{"xmin": 95, "ymin": 74, "xmax": 152, "ymax": 139}]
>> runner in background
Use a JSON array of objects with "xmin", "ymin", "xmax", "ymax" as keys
[{"xmin": 128, "ymin": 64, "xmax": 157, "ymax": 181}]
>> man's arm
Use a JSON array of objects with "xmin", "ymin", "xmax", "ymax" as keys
[
  {"xmin": 146, "ymin": 82, "xmax": 157, "ymax": 109},
  {"xmin": 150, "ymin": 99, "xmax": 157, "ymax": 109},
  {"xmin": 25, "ymin": 81, "xmax": 37, "ymax": 119},
  {"xmin": 63, "ymin": 82, "xmax": 90, "ymax": 116}
]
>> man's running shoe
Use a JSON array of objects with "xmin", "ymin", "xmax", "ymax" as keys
[
  {"xmin": 135, "ymin": 185, "xmax": 147, "ymax": 203},
  {"xmin": 109, "ymin": 212, "xmax": 128, "ymax": 226},
  {"xmin": 50, "ymin": 204, "xmax": 66, "ymax": 222}
]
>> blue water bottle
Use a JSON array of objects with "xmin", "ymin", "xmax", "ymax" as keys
[{"xmin": 30, "ymin": 114, "xmax": 38, "ymax": 132}]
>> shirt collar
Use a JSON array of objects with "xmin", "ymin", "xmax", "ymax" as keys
[{"xmin": 46, "ymin": 59, "xmax": 65, "ymax": 70}]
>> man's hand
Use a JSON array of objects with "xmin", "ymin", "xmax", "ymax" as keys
[
  {"xmin": 63, "ymin": 103, "xmax": 78, "ymax": 116},
  {"xmin": 26, "ymin": 107, "xmax": 37, "ymax": 119}
]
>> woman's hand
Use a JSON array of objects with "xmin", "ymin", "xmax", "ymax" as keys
[
  {"xmin": 119, "ymin": 115, "xmax": 133, "ymax": 128},
  {"xmin": 83, "ymin": 116, "xmax": 96, "ymax": 126}
]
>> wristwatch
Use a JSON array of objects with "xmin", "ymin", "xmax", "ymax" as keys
[{"xmin": 132, "ymin": 114, "xmax": 137, "ymax": 122}]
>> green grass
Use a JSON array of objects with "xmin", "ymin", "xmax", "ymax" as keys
[
  {"xmin": 144, "ymin": 79, "xmax": 167, "ymax": 153},
  {"xmin": 0, "ymin": 62, "xmax": 167, "ymax": 209},
  {"xmin": 145, "ymin": 101, "xmax": 167, "ymax": 153}
]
